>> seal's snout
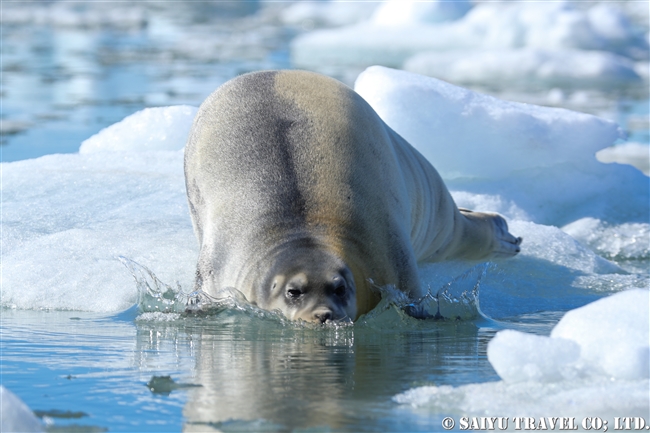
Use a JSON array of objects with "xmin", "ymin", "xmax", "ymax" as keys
[
  {"xmin": 313, "ymin": 309, "xmax": 333, "ymax": 324},
  {"xmin": 254, "ymin": 244, "xmax": 357, "ymax": 322}
]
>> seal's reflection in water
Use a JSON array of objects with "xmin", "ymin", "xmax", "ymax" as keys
[{"xmin": 149, "ymin": 308, "xmax": 501, "ymax": 432}]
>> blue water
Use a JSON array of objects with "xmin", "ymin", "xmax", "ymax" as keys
[
  {"xmin": 3, "ymin": 2, "xmax": 647, "ymax": 164},
  {"xmin": 2, "ymin": 303, "xmax": 564, "ymax": 432},
  {"xmin": 0, "ymin": 257, "xmax": 605, "ymax": 432},
  {"xmin": 2, "ymin": 309, "xmax": 188, "ymax": 432},
  {"xmin": 1, "ymin": 2, "xmax": 292, "ymax": 162},
  {"xmin": 1, "ymin": 2, "xmax": 648, "ymax": 432}
]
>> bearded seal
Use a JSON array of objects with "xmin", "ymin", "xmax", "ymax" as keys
[{"xmin": 184, "ymin": 70, "xmax": 521, "ymax": 323}]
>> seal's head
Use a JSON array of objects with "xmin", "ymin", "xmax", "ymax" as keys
[{"xmin": 255, "ymin": 243, "xmax": 357, "ymax": 324}]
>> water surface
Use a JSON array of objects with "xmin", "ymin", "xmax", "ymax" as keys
[
  {"xmin": 1, "ymin": 2, "xmax": 648, "ymax": 431},
  {"xmin": 3, "ymin": 304, "xmax": 559, "ymax": 432}
]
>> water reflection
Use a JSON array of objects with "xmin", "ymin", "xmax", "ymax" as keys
[
  {"xmin": 1, "ymin": 303, "xmax": 535, "ymax": 431},
  {"xmin": 152, "ymin": 310, "xmax": 500, "ymax": 432}
]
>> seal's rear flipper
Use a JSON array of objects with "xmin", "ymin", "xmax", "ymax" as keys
[
  {"xmin": 491, "ymin": 214, "xmax": 523, "ymax": 258},
  {"xmin": 457, "ymin": 209, "xmax": 522, "ymax": 260}
]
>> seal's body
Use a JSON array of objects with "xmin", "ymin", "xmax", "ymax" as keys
[{"xmin": 184, "ymin": 70, "xmax": 521, "ymax": 322}]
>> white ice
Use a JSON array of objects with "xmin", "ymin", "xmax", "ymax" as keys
[
  {"xmin": 3, "ymin": 65, "xmax": 648, "ymax": 428},
  {"xmin": 394, "ymin": 376, "xmax": 649, "ymax": 422},
  {"xmin": 487, "ymin": 330, "xmax": 581, "ymax": 383},
  {"xmin": 489, "ymin": 289, "xmax": 649, "ymax": 382},
  {"xmin": 404, "ymin": 49, "xmax": 641, "ymax": 90},
  {"xmin": 80, "ymin": 106, "xmax": 197, "ymax": 154},
  {"xmin": 2, "ymin": 115, "xmax": 198, "ymax": 311},
  {"xmin": 596, "ymin": 141, "xmax": 650, "ymax": 175},
  {"xmin": 280, "ymin": 1, "xmax": 376, "ymax": 29},
  {"xmin": 370, "ymin": 0, "xmax": 471, "ymax": 27},
  {"xmin": 280, "ymin": 0, "xmax": 472, "ymax": 31},
  {"xmin": 291, "ymin": 1, "xmax": 649, "ymax": 89},
  {"xmin": 563, "ymin": 217, "xmax": 650, "ymax": 260},
  {"xmin": 395, "ymin": 289, "xmax": 650, "ymax": 419},
  {"xmin": 0, "ymin": 386, "xmax": 45, "ymax": 433},
  {"xmin": 354, "ymin": 66, "xmax": 649, "ymax": 226},
  {"xmin": 550, "ymin": 289, "xmax": 649, "ymax": 380},
  {"xmin": 2, "ymin": 67, "xmax": 648, "ymax": 316}
]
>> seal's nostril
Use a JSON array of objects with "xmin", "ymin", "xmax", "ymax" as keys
[{"xmin": 314, "ymin": 310, "xmax": 332, "ymax": 324}]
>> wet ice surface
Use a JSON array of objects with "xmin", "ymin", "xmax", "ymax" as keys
[{"xmin": 1, "ymin": 1, "xmax": 649, "ymax": 432}]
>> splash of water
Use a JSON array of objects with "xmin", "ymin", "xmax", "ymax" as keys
[
  {"xmin": 119, "ymin": 256, "xmax": 308, "ymax": 325},
  {"xmin": 119, "ymin": 256, "xmax": 250, "ymax": 317},
  {"xmin": 119, "ymin": 257, "xmax": 488, "ymax": 325},
  {"xmin": 427, "ymin": 262, "xmax": 489, "ymax": 320},
  {"xmin": 359, "ymin": 263, "xmax": 488, "ymax": 324}
]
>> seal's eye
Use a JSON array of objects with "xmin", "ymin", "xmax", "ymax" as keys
[
  {"xmin": 287, "ymin": 288, "xmax": 302, "ymax": 299},
  {"xmin": 333, "ymin": 284, "xmax": 346, "ymax": 298}
]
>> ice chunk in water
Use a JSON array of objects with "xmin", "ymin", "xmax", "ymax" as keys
[
  {"xmin": 550, "ymin": 288, "xmax": 650, "ymax": 380},
  {"xmin": 370, "ymin": 0, "xmax": 471, "ymax": 26},
  {"xmin": 488, "ymin": 289, "xmax": 649, "ymax": 382},
  {"xmin": 404, "ymin": 49, "xmax": 641, "ymax": 90},
  {"xmin": 487, "ymin": 330, "xmax": 581, "ymax": 383},
  {"xmin": 596, "ymin": 142, "xmax": 650, "ymax": 175},
  {"xmin": 280, "ymin": 1, "xmax": 376, "ymax": 28},
  {"xmin": 395, "ymin": 290, "xmax": 650, "ymax": 419},
  {"xmin": 291, "ymin": 1, "xmax": 649, "ymax": 72},
  {"xmin": 0, "ymin": 386, "xmax": 44, "ymax": 433}
]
